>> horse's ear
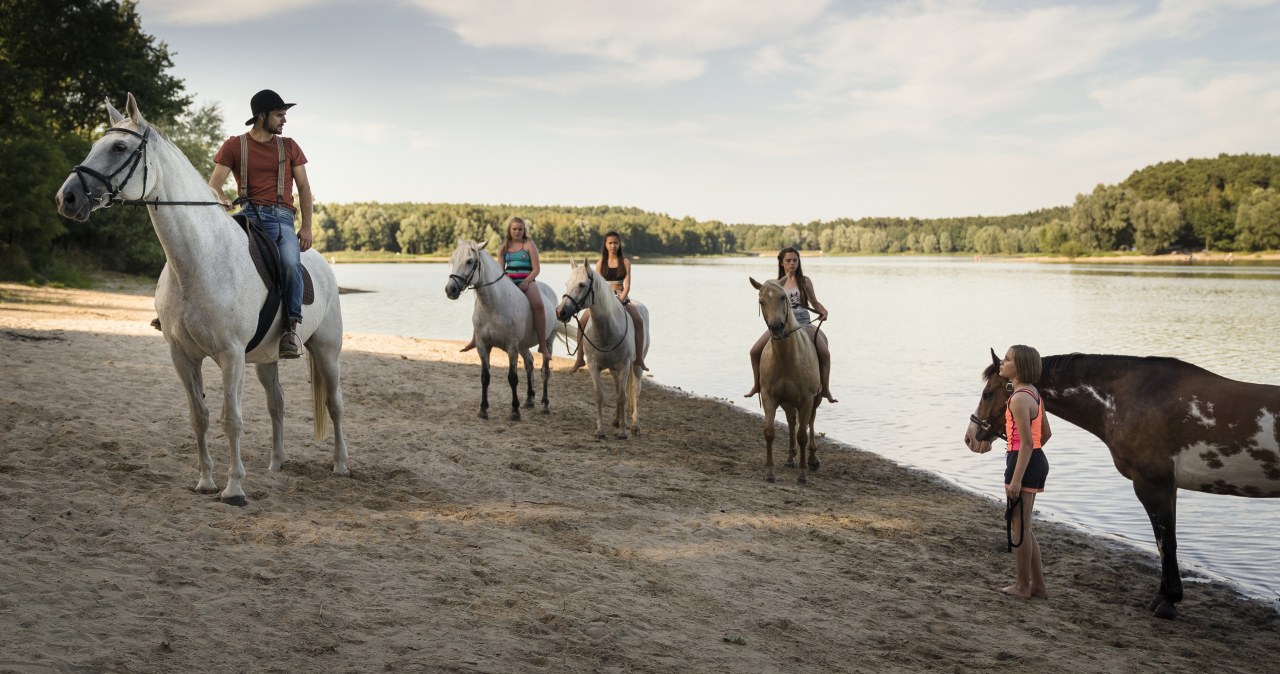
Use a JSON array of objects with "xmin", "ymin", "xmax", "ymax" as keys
[
  {"xmin": 749, "ymin": 276, "xmax": 762, "ymax": 290},
  {"xmin": 570, "ymin": 259, "xmax": 579, "ymax": 270},
  {"xmin": 125, "ymin": 93, "xmax": 146, "ymax": 127},
  {"xmin": 990, "ymin": 348, "xmax": 1000, "ymax": 367},
  {"xmin": 476, "ymin": 238, "xmax": 487, "ymax": 250},
  {"xmin": 105, "ymin": 98, "xmax": 124, "ymax": 125}
]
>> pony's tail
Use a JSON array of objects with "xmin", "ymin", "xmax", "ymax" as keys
[{"xmin": 308, "ymin": 348, "xmax": 329, "ymax": 441}]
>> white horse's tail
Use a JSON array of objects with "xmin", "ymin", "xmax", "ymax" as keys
[{"xmin": 308, "ymin": 349, "xmax": 329, "ymax": 441}]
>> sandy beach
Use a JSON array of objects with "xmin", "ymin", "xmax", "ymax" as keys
[{"xmin": 1, "ymin": 280, "xmax": 1277, "ymax": 673}]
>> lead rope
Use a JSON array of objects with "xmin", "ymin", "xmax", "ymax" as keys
[{"xmin": 1005, "ymin": 494, "xmax": 1025, "ymax": 552}]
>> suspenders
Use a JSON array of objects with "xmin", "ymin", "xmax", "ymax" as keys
[{"xmin": 238, "ymin": 133, "xmax": 287, "ymax": 206}]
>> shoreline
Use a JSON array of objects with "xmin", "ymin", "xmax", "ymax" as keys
[{"xmin": 2, "ymin": 282, "xmax": 1278, "ymax": 672}]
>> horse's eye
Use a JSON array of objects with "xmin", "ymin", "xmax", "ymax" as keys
[
  {"xmin": 112, "ymin": 140, "xmax": 128, "ymax": 152},
  {"xmin": 981, "ymin": 390, "xmax": 992, "ymax": 400}
]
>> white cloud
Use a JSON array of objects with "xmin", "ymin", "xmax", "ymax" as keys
[{"xmin": 138, "ymin": 0, "xmax": 335, "ymax": 25}]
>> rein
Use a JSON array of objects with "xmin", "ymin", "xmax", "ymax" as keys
[
  {"xmin": 448, "ymin": 253, "xmax": 505, "ymax": 293},
  {"xmin": 69, "ymin": 126, "xmax": 224, "ymax": 209},
  {"xmin": 563, "ymin": 270, "xmax": 629, "ymax": 355}
]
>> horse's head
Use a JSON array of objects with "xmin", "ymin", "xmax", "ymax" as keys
[
  {"xmin": 556, "ymin": 258, "xmax": 596, "ymax": 322},
  {"xmin": 57, "ymin": 94, "xmax": 157, "ymax": 221},
  {"xmin": 964, "ymin": 347, "xmax": 1011, "ymax": 453},
  {"xmin": 750, "ymin": 277, "xmax": 791, "ymax": 339},
  {"xmin": 445, "ymin": 238, "xmax": 489, "ymax": 300}
]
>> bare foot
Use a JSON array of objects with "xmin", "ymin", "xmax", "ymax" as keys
[
  {"xmin": 822, "ymin": 390, "xmax": 839, "ymax": 403},
  {"xmin": 460, "ymin": 341, "xmax": 476, "ymax": 352},
  {"xmin": 635, "ymin": 360, "xmax": 649, "ymax": 371},
  {"xmin": 744, "ymin": 386, "xmax": 758, "ymax": 398},
  {"xmin": 571, "ymin": 359, "xmax": 586, "ymax": 374},
  {"xmin": 998, "ymin": 585, "xmax": 1031, "ymax": 599}
]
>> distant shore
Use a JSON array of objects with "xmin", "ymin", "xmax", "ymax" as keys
[{"xmin": 324, "ymin": 249, "xmax": 1280, "ymax": 265}]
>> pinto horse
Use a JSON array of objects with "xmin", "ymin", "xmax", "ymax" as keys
[
  {"xmin": 55, "ymin": 95, "xmax": 349, "ymax": 505},
  {"xmin": 750, "ymin": 278, "xmax": 822, "ymax": 483},
  {"xmin": 964, "ymin": 349, "xmax": 1280, "ymax": 618}
]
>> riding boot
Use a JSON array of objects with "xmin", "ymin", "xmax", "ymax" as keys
[{"xmin": 279, "ymin": 319, "xmax": 302, "ymax": 359}]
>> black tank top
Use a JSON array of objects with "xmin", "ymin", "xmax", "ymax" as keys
[{"xmin": 603, "ymin": 261, "xmax": 626, "ymax": 283}]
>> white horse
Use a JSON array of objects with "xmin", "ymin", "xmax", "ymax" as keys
[
  {"xmin": 556, "ymin": 260, "xmax": 649, "ymax": 439},
  {"xmin": 55, "ymin": 94, "xmax": 349, "ymax": 506},
  {"xmin": 444, "ymin": 238, "xmax": 556, "ymax": 420}
]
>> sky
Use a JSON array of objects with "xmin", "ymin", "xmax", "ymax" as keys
[{"xmin": 132, "ymin": 0, "xmax": 1280, "ymax": 225}]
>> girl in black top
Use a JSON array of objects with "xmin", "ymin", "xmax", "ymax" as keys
[{"xmin": 572, "ymin": 231, "xmax": 648, "ymax": 372}]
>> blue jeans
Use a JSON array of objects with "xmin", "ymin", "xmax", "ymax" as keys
[{"xmin": 249, "ymin": 204, "xmax": 303, "ymax": 323}]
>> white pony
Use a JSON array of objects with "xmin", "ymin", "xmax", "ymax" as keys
[
  {"xmin": 55, "ymin": 94, "xmax": 349, "ymax": 505},
  {"xmin": 445, "ymin": 238, "xmax": 557, "ymax": 420},
  {"xmin": 555, "ymin": 260, "xmax": 649, "ymax": 439}
]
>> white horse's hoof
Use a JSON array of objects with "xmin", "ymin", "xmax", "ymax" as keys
[
  {"xmin": 595, "ymin": 433, "xmax": 607, "ymax": 440},
  {"xmin": 333, "ymin": 465, "xmax": 350, "ymax": 476},
  {"xmin": 765, "ymin": 475, "xmax": 776, "ymax": 483},
  {"xmin": 221, "ymin": 494, "xmax": 248, "ymax": 507},
  {"xmin": 194, "ymin": 479, "xmax": 218, "ymax": 494}
]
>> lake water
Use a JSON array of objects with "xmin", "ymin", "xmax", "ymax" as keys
[{"xmin": 332, "ymin": 256, "xmax": 1280, "ymax": 602}]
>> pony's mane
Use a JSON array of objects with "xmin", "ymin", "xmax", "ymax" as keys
[
  {"xmin": 983, "ymin": 353, "xmax": 1197, "ymax": 384},
  {"xmin": 1042, "ymin": 353, "xmax": 1200, "ymax": 382}
]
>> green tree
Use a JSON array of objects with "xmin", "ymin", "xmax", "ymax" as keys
[
  {"xmin": 1130, "ymin": 199, "xmax": 1183, "ymax": 254},
  {"xmin": 1, "ymin": 0, "xmax": 192, "ymax": 279},
  {"xmin": 1235, "ymin": 188, "xmax": 1280, "ymax": 251}
]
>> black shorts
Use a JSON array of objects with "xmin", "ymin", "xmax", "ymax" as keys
[{"xmin": 1005, "ymin": 449, "xmax": 1049, "ymax": 493}]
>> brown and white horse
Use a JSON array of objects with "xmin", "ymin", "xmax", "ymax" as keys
[
  {"xmin": 750, "ymin": 278, "xmax": 822, "ymax": 483},
  {"xmin": 964, "ymin": 349, "xmax": 1280, "ymax": 618}
]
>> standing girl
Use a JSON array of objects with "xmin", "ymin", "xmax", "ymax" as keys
[
  {"xmin": 745, "ymin": 247, "xmax": 836, "ymax": 403},
  {"xmin": 571, "ymin": 231, "xmax": 648, "ymax": 372},
  {"xmin": 999, "ymin": 344, "xmax": 1053, "ymax": 599}
]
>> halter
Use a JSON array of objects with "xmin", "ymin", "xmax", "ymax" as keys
[
  {"xmin": 563, "ymin": 268, "xmax": 629, "ymax": 354},
  {"xmin": 761, "ymin": 279, "xmax": 823, "ymax": 342},
  {"xmin": 969, "ymin": 382, "xmax": 1010, "ymax": 443},
  {"xmin": 447, "ymin": 248, "xmax": 505, "ymax": 292},
  {"xmin": 68, "ymin": 125, "xmax": 223, "ymax": 209}
]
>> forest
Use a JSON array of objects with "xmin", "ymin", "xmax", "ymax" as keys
[{"xmin": 4, "ymin": 0, "xmax": 1279, "ymax": 284}]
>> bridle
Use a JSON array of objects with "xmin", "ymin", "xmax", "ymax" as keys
[
  {"xmin": 447, "ymin": 248, "xmax": 504, "ymax": 293},
  {"xmin": 761, "ymin": 280, "xmax": 823, "ymax": 342},
  {"xmin": 969, "ymin": 382, "xmax": 1011, "ymax": 442},
  {"xmin": 563, "ymin": 268, "xmax": 628, "ymax": 354},
  {"xmin": 68, "ymin": 124, "xmax": 223, "ymax": 209}
]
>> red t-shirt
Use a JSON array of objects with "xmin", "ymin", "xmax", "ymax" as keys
[{"xmin": 213, "ymin": 134, "xmax": 307, "ymax": 211}]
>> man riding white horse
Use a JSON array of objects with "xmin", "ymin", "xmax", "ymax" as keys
[{"xmin": 207, "ymin": 89, "xmax": 314, "ymax": 358}]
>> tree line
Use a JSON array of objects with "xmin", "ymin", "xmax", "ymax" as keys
[{"xmin": 4, "ymin": 0, "xmax": 1277, "ymax": 285}]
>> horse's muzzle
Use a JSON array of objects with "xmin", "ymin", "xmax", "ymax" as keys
[{"xmin": 56, "ymin": 181, "xmax": 94, "ymax": 222}]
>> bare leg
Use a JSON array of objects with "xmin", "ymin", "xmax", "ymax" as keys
[
  {"xmin": 461, "ymin": 331, "xmax": 476, "ymax": 352},
  {"xmin": 1000, "ymin": 491, "xmax": 1048, "ymax": 599},
  {"xmin": 525, "ymin": 283, "xmax": 551, "ymax": 356},
  {"xmin": 572, "ymin": 310, "xmax": 590, "ymax": 373},
  {"xmin": 626, "ymin": 304, "xmax": 647, "ymax": 371},
  {"xmin": 816, "ymin": 330, "xmax": 837, "ymax": 403},
  {"xmin": 744, "ymin": 331, "xmax": 768, "ymax": 397}
]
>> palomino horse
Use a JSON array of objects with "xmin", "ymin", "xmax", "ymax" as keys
[
  {"xmin": 964, "ymin": 349, "xmax": 1280, "ymax": 619},
  {"xmin": 556, "ymin": 260, "xmax": 649, "ymax": 439},
  {"xmin": 445, "ymin": 238, "xmax": 556, "ymax": 420},
  {"xmin": 55, "ymin": 95, "xmax": 349, "ymax": 505},
  {"xmin": 750, "ymin": 278, "xmax": 822, "ymax": 483}
]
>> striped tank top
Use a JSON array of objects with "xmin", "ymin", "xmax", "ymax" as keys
[{"xmin": 504, "ymin": 246, "xmax": 532, "ymax": 281}]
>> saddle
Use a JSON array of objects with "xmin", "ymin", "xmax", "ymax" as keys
[
  {"xmin": 232, "ymin": 211, "xmax": 314, "ymax": 353},
  {"xmin": 152, "ymin": 215, "xmax": 316, "ymax": 349}
]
